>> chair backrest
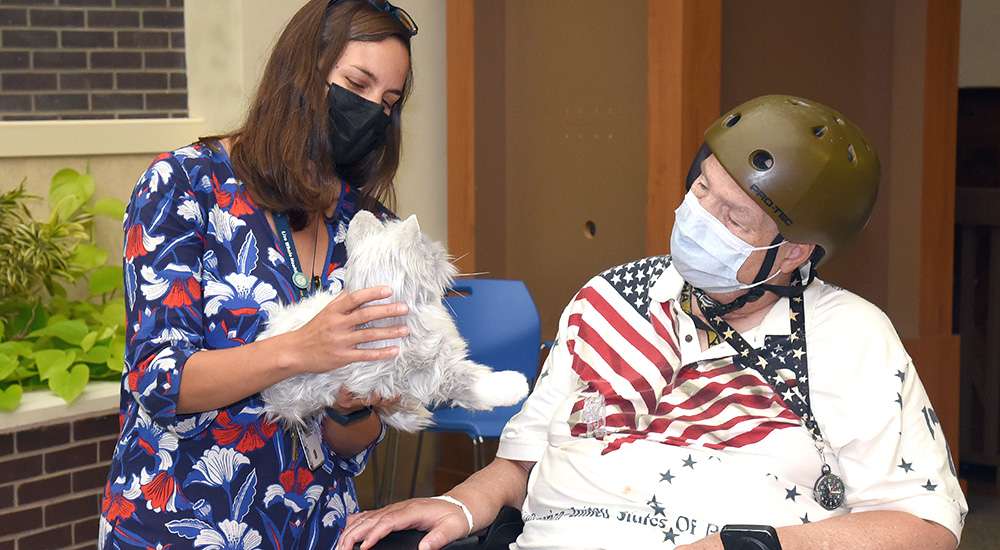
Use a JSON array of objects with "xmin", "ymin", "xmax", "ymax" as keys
[{"xmin": 444, "ymin": 279, "xmax": 542, "ymax": 385}]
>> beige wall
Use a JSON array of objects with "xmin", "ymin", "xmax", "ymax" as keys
[
  {"xmin": 1, "ymin": 0, "xmax": 448, "ymax": 252},
  {"xmin": 960, "ymin": 0, "xmax": 1000, "ymax": 87}
]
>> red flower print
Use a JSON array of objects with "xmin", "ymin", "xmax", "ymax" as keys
[
  {"xmin": 103, "ymin": 481, "xmax": 136, "ymax": 523},
  {"xmin": 279, "ymin": 468, "xmax": 315, "ymax": 496},
  {"xmin": 141, "ymin": 470, "xmax": 177, "ymax": 511},
  {"xmin": 163, "ymin": 277, "xmax": 201, "ymax": 308},
  {"xmin": 213, "ymin": 410, "xmax": 278, "ymax": 453},
  {"xmin": 125, "ymin": 224, "xmax": 151, "ymax": 260}
]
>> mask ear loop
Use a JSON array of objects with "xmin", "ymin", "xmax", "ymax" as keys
[
  {"xmin": 751, "ymin": 234, "xmax": 784, "ymax": 284},
  {"xmin": 695, "ymin": 236, "xmax": 811, "ymax": 318}
]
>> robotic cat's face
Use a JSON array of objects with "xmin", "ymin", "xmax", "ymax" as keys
[{"xmin": 345, "ymin": 211, "xmax": 456, "ymax": 303}]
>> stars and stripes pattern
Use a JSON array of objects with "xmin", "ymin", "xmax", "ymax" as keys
[
  {"xmin": 693, "ymin": 282, "xmax": 821, "ymax": 441},
  {"xmin": 564, "ymin": 256, "xmax": 801, "ymax": 455}
]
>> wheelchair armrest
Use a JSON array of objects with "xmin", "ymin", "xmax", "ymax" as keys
[
  {"xmin": 352, "ymin": 506, "xmax": 523, "ymax": 550},
  {"xmin": 352, "ymin": 530, "xmax": 478, "ymax": 550}
]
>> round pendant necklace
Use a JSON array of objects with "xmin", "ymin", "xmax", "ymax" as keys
[
  {"xmin": 810, "ymin": 438, "xmax": 845, "ymax": 510},
  {"xmin": 814, "ymin": 463, "xmax": 846, "ymax": 510}
]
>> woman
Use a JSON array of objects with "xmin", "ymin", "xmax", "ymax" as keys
[{"xmin": 100, "ymin": 1, "xmax": 419, "ymax": 548}]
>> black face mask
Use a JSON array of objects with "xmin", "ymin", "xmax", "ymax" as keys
[{"xmin": 327, "ymin": 83, "xmax": 391, "ymax": 166}]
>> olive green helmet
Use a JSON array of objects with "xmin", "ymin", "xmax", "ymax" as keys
[{"xmin": 704, "ymin": 95, "xmax": 880, "ymax": 265}]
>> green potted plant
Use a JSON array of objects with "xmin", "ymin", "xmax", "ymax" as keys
[{"xmin": 0, "ymin": 168, "xmax": 127, "ymax": 409}]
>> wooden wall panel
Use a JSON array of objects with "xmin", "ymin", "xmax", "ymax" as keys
[
  {"xmin": 446, "ymin": 0, "xmax": 476, "ymax": 276},
  {"xmin": 646, "ymin": 0, "xmax": 722, "ymax": 255}
]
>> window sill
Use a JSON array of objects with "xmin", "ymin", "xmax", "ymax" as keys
[
  {"xmin": 0, "ymin": 380, "xmax": 119, "ymax": 434},
  {"xmin": 0, "ymin": 118, "xmax": 209, "ymax": 158}
]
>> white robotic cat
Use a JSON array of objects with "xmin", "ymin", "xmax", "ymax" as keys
[{"xmin": 259, "ymin": 210, "xmax": 529, "ymax": 433}]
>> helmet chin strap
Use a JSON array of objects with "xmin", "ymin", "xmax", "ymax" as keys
[{"xmin": 694, "ymin": 235, "xmax": 818, "ymax": 317}]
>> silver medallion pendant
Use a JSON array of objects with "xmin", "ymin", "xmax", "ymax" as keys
[
  {"xmin": 292, "ymin": 271, "xmax": 310, "ymax": 290},
  {"xmin": 813, "ymin": 463, "xmax": 845, "ymax": 510}
]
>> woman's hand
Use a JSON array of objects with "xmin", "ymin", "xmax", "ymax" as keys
[
  {"xmin": 337, "ymin": 498, "xmax": 473, "ymax": 550},
  {"xmin": 282, "ymin": 285, "xmax": 409, "ymax": 376}
]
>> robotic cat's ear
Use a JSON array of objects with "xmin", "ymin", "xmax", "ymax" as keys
[
  {"xmin": 400, "ymin": 214, "xmax": 422, "ymax": 236},
  {"xmin": 347, "ymin": 210, "xmax": 384, "ymax": 242}
]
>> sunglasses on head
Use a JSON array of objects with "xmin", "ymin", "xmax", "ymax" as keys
[{"xmin": 331, "ymin": 0, "xmax": 418, "ymax": 36}]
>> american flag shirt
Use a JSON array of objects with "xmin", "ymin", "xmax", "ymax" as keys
[{"xmin": 497, "ymin": 257, "xmax": 966, "ymax": 549}]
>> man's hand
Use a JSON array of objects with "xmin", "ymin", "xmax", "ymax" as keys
[
  {"xmin": 674, "ymin": 533, "xmax": 723, "ymax": 550},
  {"xmin": 337, "ymin": 497, "xmax": 471, "ymax": 550}
]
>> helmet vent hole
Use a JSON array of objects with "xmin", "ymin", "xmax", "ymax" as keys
[
  {"xmin": 750, "ymin": 150, "xmax": 773, "ymax": 171},
  {"xmin": 724, "ymin": 114, "xmax": 741, "ymax": 128},
  {"xmin": 847, "ymin": 144, "xmax": 857, "ymax": 163},
  {"xmin": 812, "ymin": 125, "xmax": 827, "ymax": 138}
]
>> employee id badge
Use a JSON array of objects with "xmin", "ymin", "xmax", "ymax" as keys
[{"xmin": 296, "ymin": 419, "xmax": 327, "ymax": 471}]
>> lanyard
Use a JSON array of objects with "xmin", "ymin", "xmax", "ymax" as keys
[
  {"xmin": 687, "ymin": 272, "xmax": 819, "ymax": 440},
  {"xmin": 684, "ymin": 273, "xmax": 847, "ymax": 509},
  {"xmin": 273, "ymin": 211, "xmax": 318, "ymax": 301}
]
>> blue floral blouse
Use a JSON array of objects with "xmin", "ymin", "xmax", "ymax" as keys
[{"xmin": 100, "ymin": 142, "xmax": 390, "ymax": 550}]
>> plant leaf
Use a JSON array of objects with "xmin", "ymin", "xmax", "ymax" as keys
[
  {"xmin": 29, "ymin": 319, "xmax": 89, "ymax": 345},
  {"xmin": 89, "ymin": 265, "xmax": 123, "ymax": 295},
  {"xmin": 77, "ymin": 343, "xmax": 110, "ymax": 364},
  {"xmin": 48, "ymin": 363, "xmax": 89, "ymax": 403},
  {"xmin": 80, "ymin": 330, "xmax": 98, "ymax": 353},
  {"xmin": 106, "ymin": 334, "xmax": 126, "ymax": 372},
  {"xmin": 49, "ymin": 169, "xmax": 87, "ymax": 221},
  {"xmin": 34, "ymin": 349, "xmax": 75, "ymax": 380},
  {"xmin": 0, "ymin": 384, "xmax": 23, "ymax": 410},
  {"xmin": 0, "ymin": 340, "xmax": 32, "ymax": 358},
  {"xmin": 0, "ymin": 352, "xmax": 17, "ymax": 380},
  {"xmin": 72, "ymin": 243, "xmax": 107, "ymax": 271},
  {"xmin": 91, "ymin": 197, "xmax": 127, "ymax": 219}
]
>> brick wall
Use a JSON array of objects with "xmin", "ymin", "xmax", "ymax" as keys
[
  {"xmin": 0, "ymin": 0, "xmax": 186, "ymax": 121},
  {"xmin": 0, "ymin": 412, "xmax": 118, "ymax": 550}
]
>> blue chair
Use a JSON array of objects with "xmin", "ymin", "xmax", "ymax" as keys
[{"xmin": 406, "ymin": 279, "xmax": 544, "ymax": 497}]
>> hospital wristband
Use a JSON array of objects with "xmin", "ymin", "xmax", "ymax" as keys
[{"xmin": 431, "ymin": 495, "xmax": 474, "ymax": 535}]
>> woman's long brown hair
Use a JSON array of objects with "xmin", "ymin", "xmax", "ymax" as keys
[{"xmin": 205, "ymin": 0, "xmax": 413, "ymax": 230}]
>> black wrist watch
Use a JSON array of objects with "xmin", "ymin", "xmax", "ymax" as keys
[
  {"xmin": 325, "ymin": 406, "xmax": 373, "ymax": 426},
  {"xmin": 720, "ymin": 525, "xmax": 782, "ymax": 550}
]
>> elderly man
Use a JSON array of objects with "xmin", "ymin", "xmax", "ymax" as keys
[{"xmin": 338, "ymin": 95, "xmax": 967, "ymax": 550}]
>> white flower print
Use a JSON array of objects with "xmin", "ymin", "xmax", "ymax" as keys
[
  {"xmin": 139, "ymin": 262, "xmax": 198, "ymax": 302},
  {"xmin": 167, "ymin": 518, "xmax": 263, "ymax": 550},
  {"xmin": 208, "ymin": 204, "xmax": 246, "ymax": 244},
  {"xmin": 195, "ymin": 519, "xmax": 263, "ymax": 550},
  {"xmin": 189, "ymin": 446, "xmax": 250, "ymax": 488},
  {"xmin": 263, "ymin": 480, "xmax": 324, "ymax": 513},
  {"xmin": 139, "ymin": 265, "xmax": 170, "ymax": 301},
  {"xmin": 321, "ymin": 490, "xmax": 358, "ymax": 527},
  {"xmin": 267, "ymin": 246, "xmax": 284, "ymax": 267},
  {"xmin": 147, "ymin": 161, "xmax": 174, "ymax": 194},
  {"xmin": 334, "ymin": 219, "xmax": 349, "ymax": 244},
  {"xmin": 178, "ymin": 195, "xmax": 204, "ymax": 225},
  {"xmin": 135, "ymin": 407, "xmax": 179, "ymax": 469},
  {"xmin": 174, "ymin": 145, "xmax": 203, "ymax": 162},
  {"xmin": 196, "ymin": 174, "xmax": 213, "ymax": 192},
  {"xmin": 204, "ymin": 273, "xmax": 280, "ymax": 318}
]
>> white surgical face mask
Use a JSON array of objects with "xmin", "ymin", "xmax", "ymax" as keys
[{"xmin": 670, "ymin": 190, "xmax": 785, "ymax": 293}]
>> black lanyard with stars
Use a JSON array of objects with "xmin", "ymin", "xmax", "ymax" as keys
[
  {"xmin": 688, "ymin": 274, "xmax": 819, "ymax": 441},
  {"xmin": 684, "ymin": 271, "xmax": 846, "ymax": 510}
]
